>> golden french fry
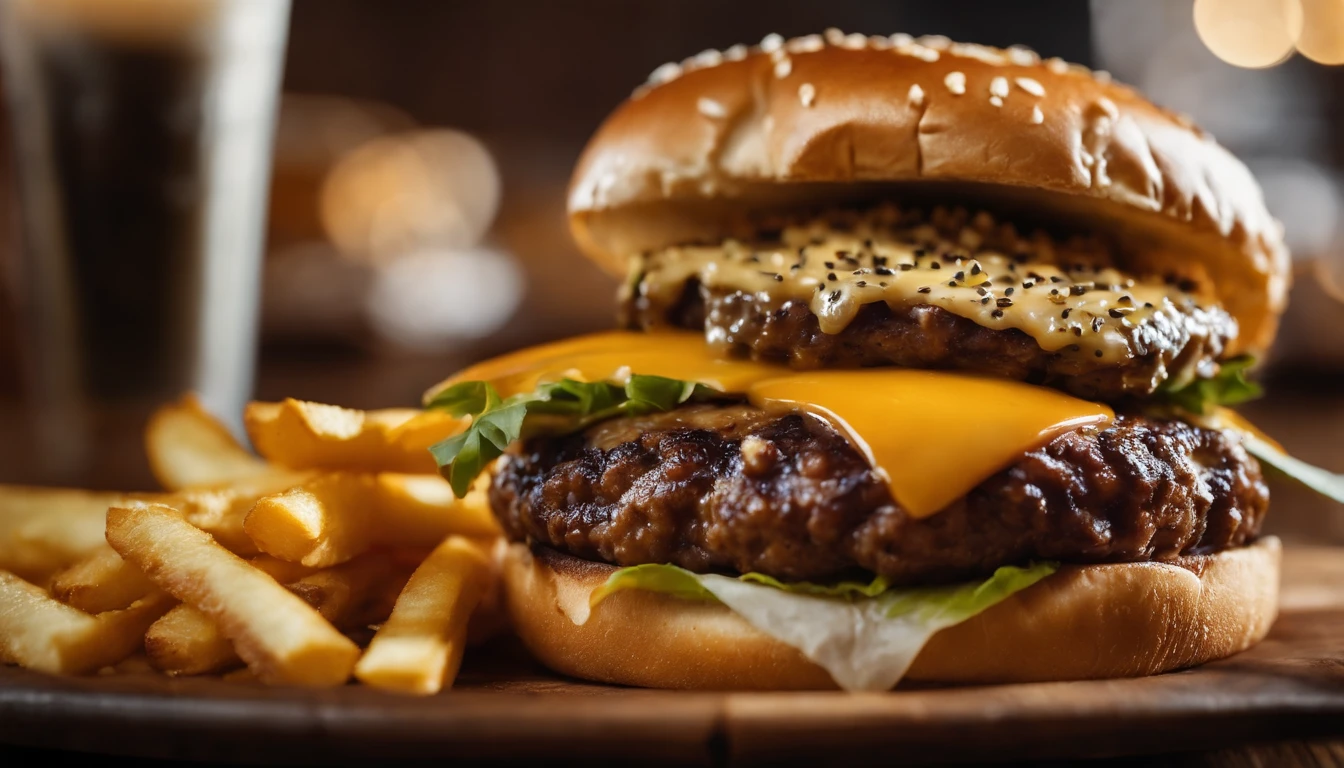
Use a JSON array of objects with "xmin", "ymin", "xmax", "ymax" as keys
[
  {"xmin": 50, "ymin": 545, "xmax": 155, "ymax": 614},
  {"xmin": 244, "ymin": 399, "xmax": 462, "ymax": 474},
  {"xmin": 245, "ymin": 473, "xmax": 497, "ymax": 568},
  {"xmin": 354, "ymin": 536, "xmax": 491, "ymax": 694},
  {"xmin": 145, "ymin": 394, "xmax": 273, "ymax": 490},
  {"xmin": 248, "ymin": 554, "xmax": 319, "ymax": 585},
  {"xmin": 0, "ymin": 485, "xmax": 163, "ymax": 582},
  {"xmin": 106, "ymin": 503, "xmax": 359, "ymax": 687},
  {"xmin": 0, "ymin": 570, "xmax": 172, "ymax": 674},
  {"xmin": 145, "ymin": 554, "xmax": 322, "ymax": 676},
  {"xmin": 145, "ymin": 554, "xmax": 394, "ymax": 676},
  {"xmin": 375, "ymin": 474, "xmax": 501, "ymax": 539},
  {"xmin": 172, "ymin": 471, "xmax": 312, "ymax": 556},
  {"xmin": 145, "ymin": 603, "xmax": 239, "ymax": 676},
  {"xmin": 244, "ymin": 473, "xmax": 377, "ymax": 567}
]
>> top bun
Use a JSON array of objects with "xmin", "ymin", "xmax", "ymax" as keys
[{"xmin": 568, "ymin": 32, "xmax": 1289, "ymax": 357}]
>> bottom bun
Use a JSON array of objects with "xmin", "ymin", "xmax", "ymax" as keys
[{"xmin": 501, "ymin": 538, "xmax": 1281, "ymax": 690}]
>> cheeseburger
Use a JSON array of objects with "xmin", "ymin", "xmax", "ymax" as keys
[{"xmin": 425, "ymin": 32, "xmax": 1337, "ymax": 691}]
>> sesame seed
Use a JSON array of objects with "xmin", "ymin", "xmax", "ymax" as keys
[
  {"xmin": 696, "ymin": 97, "xmax": 727, "ymax": 119},
  {"xmin": 980, "ymin": 296, "xmax": 991, "ymax": 304},
  {"xmin": 1061, "ymin": 308, "xmax": 1071, "ymax": 319},
  {"xmin": 761, "ymin": 33, "xmax": 784, "ymax": 53},
  {"xmin": 824, "ymin": 27, "xmax": 846, "ymax": 45},
  {"xmin": 989, "ymin": 95, "xmax": 1004, "ymax": 107},
  {"xmin": 774, "ymin": 57, "xmax": 793, "ymax": 79},
  {"xmin": 692, "ymin": 49, "xmax": 724, "ymax": 69},
  {"xmin": 948, "ymin": 280, "xmax": 958, "ymax": 287},
  {"xmin": 648, "ymin": 61, "xmax": 682, "ymax": 85},
  {"xmin": 996, "ymin": 298, "xmax": 1013, "ymax": 307},
  {"xmin": 827, "ymin": 272, "xmax": 837, "ymax": 281},
  {"xmin": 930, "ymin": 261, "xmax": 942, "ymax": 269},
  {"xmin": 1031, "ymin": 105, "xmax": 1044, "ymax": 124},
  {"xmin": 954, "ymin": 270, "xmax": 965, "ymax": 280},
  {"xmin": 1072, "ymin": 326, "xmax": 1082, "ymax": 336},
  {"xmin": 724, "ymin": 44, "xmax": 749, "ymax": 61},
  {"xmin": 798, "ymin": 82, "xmax": 816, "ymax": 107},
  {"xmin": 989, "ymin": 76, "xmax": 1009, "ymax": 98},
  {"xmin": 842, "ymin": 32, "xmax": 867, "ymax": 50},
  {"xmin": 1015, "ymin": 77, "xmax": 1045, "ymax": 96},
  {"xmin": 944, "ymin": 71, "xmax": 966, "ymax": 95},
  {"xmin": 976, "ymin": 286, "xmax": 988, "ymax": 296},
  {"xmin": 970, "ymin": 263, "xmax": 982, "ymax": 275},
  {"xmin": 1094, "ymin": 350, "xmax": 1104, "ymax": 358},
  {"xmin": 856, "ymin": 280, "xmax": 867, "ymax": 287},
  {"xmin": 918, "ymin": 286, "xmax": 931, "ymax": 294},
  {"xmin": 991, "ymin": 309, "xmax": 1004, "ymax": 318},
  {"xmin": 788, "ymin": 34, "xmax": 824, "ymax": 53},
  {"xmin": 1004, "ymin": 287, "xmax": 1015, "ymax": 296},
  {"xmin": 908, "ymin": 83, "xmax": 925, "ymax": 106}
]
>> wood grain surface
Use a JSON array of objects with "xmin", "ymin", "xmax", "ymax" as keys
[{"xmin": 0, "ymin": 547, "xmax": 1341, "ymax": 766}]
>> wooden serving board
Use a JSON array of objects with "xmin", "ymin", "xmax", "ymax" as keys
[{"xmin": 1, "ymin": 547, "xmax": 1342, "ymax": 766}]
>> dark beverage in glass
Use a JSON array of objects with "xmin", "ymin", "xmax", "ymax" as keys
[{"xmin": 0, "ymin": 0, "xmax": 289, "ymax": 483}]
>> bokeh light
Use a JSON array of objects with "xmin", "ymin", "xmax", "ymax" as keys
[
  {"xmin": 320, "ymin": 129, "xmax": 501, "ymax": 263},
  {"xmin": 1296, "ymin": 0, "xmax": 1344, "ymax": 64},
  {"xmin": 364, "ymin": 246, "xmax": 524, "ymax": 350},
  {"xmin": 1193, "ymin": 0, "xmax": 1302, "ymax": 68}
]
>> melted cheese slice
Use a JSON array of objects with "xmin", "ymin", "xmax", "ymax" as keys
[{"xmin": 431, "ymin": 330, "xmax": 1114, "ymax": 518}]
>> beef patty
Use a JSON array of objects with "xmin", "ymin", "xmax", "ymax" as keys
[
  {"xmin": 624, "ymin": 281, "xmax": 1236, "ymax": 401},
  {"xmin": 489, "ymin": 404, "xmax": 1267, "ymax": 584}
]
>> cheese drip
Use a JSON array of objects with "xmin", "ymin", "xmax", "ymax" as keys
[
  {"xmin": 433, "ymin": 331, "xmax": 1114, "ymax": 518},
  {"xmin": 630, "ymin": 208, "xmax": 1220, "ymax": 365}
]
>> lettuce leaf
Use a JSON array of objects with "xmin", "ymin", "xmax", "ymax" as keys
[
  {"xmin": 1156, "ymin": 355, "xmax": 1263, "ymax": 415},
  {"xmin": 588, "ymin": 561, "xmax": 1057, "ymax": 691},
  {"xmin": 425, "ymin": 375, "xmax": 716, "ymax": 496},
  {"xmin": 1241, "ymin": 433, "xmax": 1344, "ymax": 505}
]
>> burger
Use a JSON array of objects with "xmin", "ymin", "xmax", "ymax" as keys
[{"xmin": 424, "ymin": 32, "xmax": 1339, "ymax": 691}]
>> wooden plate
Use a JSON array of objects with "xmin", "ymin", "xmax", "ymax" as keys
[{"xmin": 1, "ymin": 548, "xmax": 1342, "ymax": 766}]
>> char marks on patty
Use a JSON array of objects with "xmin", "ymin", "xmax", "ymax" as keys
[{"xmin": 489, "ymin": 404, "xmax": 1267, "ymax": 583}]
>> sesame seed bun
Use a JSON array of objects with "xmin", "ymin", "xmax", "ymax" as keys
[
  {"xmin": 567, "ymin": 34, "xmax": 1289, "ymax": 358},
  {"xmin": 502, "ymin": 537, "xmax": 1280, "ymax": 690}
]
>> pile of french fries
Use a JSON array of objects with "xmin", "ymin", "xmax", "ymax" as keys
[{"xmin": 0, "ymin": 395, "xmax": 503, "ymax": 694}]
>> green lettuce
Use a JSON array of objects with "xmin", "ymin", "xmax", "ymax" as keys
[
  {"xmin": 588, "ymin": 561, "xmax": 1057, "ymax": 691},
  {"xmin": 1156, "ymin": 355, "xmax": 1262, "ymax": 415},
  {"xmin": 425, "ymin": 375, "xmax": 715, "ymax": 496},
  {"xmin": 1240, "ymin": 433, "xmax": 1344, "ymax": 505}
]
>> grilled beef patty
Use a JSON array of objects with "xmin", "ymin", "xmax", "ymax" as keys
[
  {"xmin": 625, "ymin": 281, "xmax": 1236, "ymax": 401},
  {"xmin": 490, "ymin": 404, "xmax": 1267, "ymax": 584}
]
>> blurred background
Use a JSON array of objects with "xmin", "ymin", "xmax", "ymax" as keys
[{"xmin": 0, "ymin": 0, "xmax": 1340, "ymax": 543}]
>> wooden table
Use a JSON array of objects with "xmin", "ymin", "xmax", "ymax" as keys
[{"xmin": 0, "ymin": 547, "xmax": 1341, "ymax": 766}]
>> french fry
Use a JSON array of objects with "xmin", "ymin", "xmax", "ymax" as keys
[
  {"xmin": 145, "ymin": 394, "xmax": 273, "ymax": 490},
  {"xmin": 50, "ymin": 545, "xmax": 154, "ymax": 614},
  {"xmin": 145, "ymin": 603, "xmax": 239, "ymax": 676},
  {"xmin": 0, "ymin": 486, "xmax": 131, "ymax": 581},
  {"xmin": 244, "ymin": 473, "xmax": 377, "ymax": 567},
  {"xmin": 0, "ymin": 570, "xmax": 172, "ymax": 674},
  {"xmin": 106, "ymin": 503, "xmax": 360, "ymax": 687},
  {"xmin": 173, "ymin": 471, "xmax": 312, "ymax": 556},
  {"xmin": 244, "ymin": 399, "xmax": 462, "ymax": 474},
  {"xmin": 145, "ymin": 554, "xmax": 395, "ymax": 676},
  {"xmin": 354, "ymin": 536, "xmax": 490, "ymax": 695},
  {"xmin": 245, "ymin": 473, "xmax": 497, "ymax": 567},
  {"xmin": 376, "ymin": 474, "xmax": 501, "ymax": 539}
]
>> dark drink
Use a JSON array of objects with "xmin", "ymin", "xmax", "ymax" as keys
[{"xmin": 0, "ymin": 0, "xmax": 289, "ymax": 483}]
